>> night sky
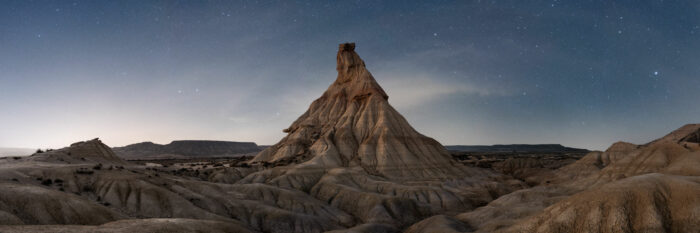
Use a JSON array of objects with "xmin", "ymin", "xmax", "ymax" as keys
[{"xmin": 1, "ymin": 0, "xmax": 699, "ymax": 150}]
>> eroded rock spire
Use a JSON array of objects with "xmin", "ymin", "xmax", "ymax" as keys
[{"xmin": 249, "ymin": 43, "xmax": 468, "ymax": 180}]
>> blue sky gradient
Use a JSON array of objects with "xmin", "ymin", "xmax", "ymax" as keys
[{"xmin": 1, "ymin": 0, "xmax": 699, "ymax": 150}]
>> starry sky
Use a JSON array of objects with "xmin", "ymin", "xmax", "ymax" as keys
[{"xmin": 1, "ymin": 0, "xmax": 699, "ymax": 150}]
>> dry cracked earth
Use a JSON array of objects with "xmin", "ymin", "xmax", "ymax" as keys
[{"xmin": 1, "ymin": 43, "xmax": 698, "ymax": 233}]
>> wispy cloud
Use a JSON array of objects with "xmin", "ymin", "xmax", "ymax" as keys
[{"xmin": 377, "ymin": 72, "xmax": 511, "ymax": 109}]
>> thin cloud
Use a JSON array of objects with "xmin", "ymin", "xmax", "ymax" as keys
[{"xmin": 377, "ymin": 72, "xmax": 511, "ymax": 109}]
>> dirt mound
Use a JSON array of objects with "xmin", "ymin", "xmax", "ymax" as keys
[
  {"xmin": 504, "ymin": 174, "xmax": 700, "ymax": 233},
  {"xmin": 26, "ymin": 138, "xmax": 125, "ymax": 165}
]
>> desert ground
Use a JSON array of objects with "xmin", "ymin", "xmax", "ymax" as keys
[{"xmin": 1, "ymin": 44, "xmax": 698, "ymax": 233}]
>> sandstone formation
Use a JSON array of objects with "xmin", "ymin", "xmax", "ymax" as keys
[
  {"xmin": 236, "ymin": 43, "xmax": 519, "ymax": 229},
  {"xmin": 249, "ymin": 43, "xmax": 472, "ymax": 179},
  {"xmin": 25, "ymin": 138, "xmax": 126, "ymax": 165},
  {"xmin": 504, "ymin": 174, "xmax": 700, "ymax": 233},
  {"xmin": 449, "ymin": 124, "xmax": 700, "ymax": 233}
]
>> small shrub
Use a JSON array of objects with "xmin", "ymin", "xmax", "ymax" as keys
[
  {"xmin": 35, "ymin": 149, "xmax": 44, "ymax": 154},
  {"xmin": 41, "ymin": 179, "xmax": 53, "ymax": 186},
  {"xmin": 76, "ymin": 168, "xmax": 94, "ymax": 175},
  {"xmin": 82, "ymin": 186, "xmax": 94, "ymax": 192},
  {"xmin": 11, "ymin": 178, "xmax": 18, "ymax": 182},
  {"xmin": 54, "ymin": 179, "xmax": 63, "ymax": 183},
  {"xmin": 93, "ymin": 163, "xmax": 103, "ymax": 170}
]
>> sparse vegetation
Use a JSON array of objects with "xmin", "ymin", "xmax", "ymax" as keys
[
  {"xmin": 82, "ymin": 186, "xmax": 94, "ymax": 192},
  {"xmin": 76, "ymin": 168, "xmax": 94, "ymax": 175},
  {"xmin": 41, "ymin": 179, "xmax": 53, "ymax": 186}
]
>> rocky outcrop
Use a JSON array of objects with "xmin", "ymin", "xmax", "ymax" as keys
[
  {"xmin": 648, "ymin": 123, "xmax": 700, "ymax": 145},
  {"xmin": 248, "ymin": 43, "xmax": 470, "ymax": 180},
  {"xmin": 452, "ymin": 124, "xmax": 700, "ymax": 233},
  {"xmin": 504, "ymin": 174, "xmax": 700, "ymax": 233},
  {"xmin": 26, "ymin": 138, "xmax": 126, "ymax": 165},
  {"xmin": 552, "ymin": 141, "xmax": 638, "ymax": 183}
]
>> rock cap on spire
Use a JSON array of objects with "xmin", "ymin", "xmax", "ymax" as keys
[{"xmin": 337, "ymin": 42, "xmax": 364, "ymax": 71}]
